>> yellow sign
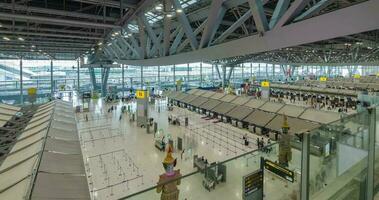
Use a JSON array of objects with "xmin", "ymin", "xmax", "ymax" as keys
[
  {"xmin": 27, "ymin": 88, "xmax": 37, "ymax": 96},
  {"xmin": 320, "ymin": 77, "xmax": 327, "ymax": 82},
  {"xmin": 377, "ymin": 73, "xmax": 379, "ymax": 77},
  {"xmin": 136, "ymin": 90, "xmax": 148, "ymax": 99},
  {"xmin": 261, "ymin": 81, "xmax": 270, "ymax": 88},
  {"xmin": 354, "ymin": 74, "xmax": 361, "ymax": 79}
]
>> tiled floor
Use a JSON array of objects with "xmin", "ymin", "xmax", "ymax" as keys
[{"xmin": 73, "ymin": 97, "xmax": 314, "ymax": 200}]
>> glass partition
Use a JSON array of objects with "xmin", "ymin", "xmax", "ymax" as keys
[{"xmin": 309, "ymin": 110, "xmax": 371, "ymax": 199}]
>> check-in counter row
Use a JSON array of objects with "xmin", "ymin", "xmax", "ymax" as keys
[{"xmin": 0, "ymin": 100, "xmax": 90, "ymax": 200}]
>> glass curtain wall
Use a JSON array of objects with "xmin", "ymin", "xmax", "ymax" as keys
[{"xmin": 1, "ymin": 58, "xmax": 379, "ymax": 104}]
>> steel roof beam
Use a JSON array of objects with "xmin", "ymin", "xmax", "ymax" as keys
[
  {"xmin": 199, "ymin": 0, "xmax": 226, "ymax": 49},
  {"xmin": 0, "ymin": 41, "xmax": 92, "ymax": 47},
  {"xmin": 274, "ymin": 0, "xmax": 312, "ymax": 28},
  {"xmin": 248, "ymin": 0, "xmax": 269, "ymax": 33},
  {"xmin": 0, "ymin": 24, "xmax": 103, "ymax": 36},
  {"xmin": 0, "ymin": 12, "xmax": 121, "ymax": 29},
  {"xmin": 0, "ymin": 30, "xmax": 103, "ymax": 40},
  {"xmin": 172, "ymin": 0, "xmax": 199, "ymax": 50},
  {"xmin": 69, "ymin": 0, "xmax": 137, "ymax": 9},
  {"xmin": 0, "ymin": 3, "xmax": 118, "ymax": 22},
  {"xmin": 294, "ymin": 0, "xmax": 336, "ymax": 21},
  {"xmin": 116, "ymin": 0, "xmax": 379, "ymax": 66},
  {"xmin": 213, "ymin": 11, "xmax": 252, "ymax": 44},
  {"xmin": 269, "ymin": 0, "xmax": 291, "ymax": 29}
]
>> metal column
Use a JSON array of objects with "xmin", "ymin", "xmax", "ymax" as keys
[
  {"xmin": 140, "ymin": 66, "xmax": 143, "ymax": 89},
  {"xmin": 258, "ymin": 63, "xmax": 261, "ymax": 79},
  {"xmin": 50, "ymin": 60, "xmax": 54, "ymax": 98},
  {"xmin": 77, "ymin": 58, "xmax": 80, "ymax": 92},
  {"xmin": 158, "ymin": 65, "xmax": 161, "ymax": 88},
  {"xmin": 265, "ymin": 63, "xmax": 268, "ymax": 79},
  {"xmin": 122, "ymin": 64, "xmax": 125, "ymax": 96},
  {"xmin": 212, "ymin": 64, "xmax": 214, "ymax": 87},
  {"xmin": 367, "ymin": 107, "xmax": 376, "ymax": 199},
  {"xmin": 250, "ymin": 63, "xmax": 253, "ymax": 78},
  {"xmin": 241, "ymin": 64, "xmax": 244, "ymax": 81},
  {"xmin": 19, "ymin": 58, "xmax": 23, "ymax": 105},
  {"xmin": 200, "ymin": 62, "xmax": 203, "ymax": 87},
  {"xmin": 272, "ymin": 64, "xmax": 275, "ymax": 80},
  {"xmin": 300, "ymin": 133, "xmax": 310, "ymax": 200},
  {"xmin": 173, "ymin": 64, "xmax": 176, "ymax": 87},
  {"xmin": 187, "ymin": 63, "xmax": 190, "ymax": 90}
]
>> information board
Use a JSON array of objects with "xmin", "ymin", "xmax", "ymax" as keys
[
  {"xmin": 354, "ymin": 74, "xmax": 361, "ymax": 79},
  {"xmin": 242, "ymin": 170, "xmax": 263, "ymax": 200},
  {"xmin": 264, "ymin": 159, "xmax": 294, "ymax": 182},
  {"xmin": 320, "ymin": 77, "xmax": 327, "ymax": 82},
  {"xmin": 136, "ymin": 90, "xmax": 146, "ymax": 99},
  {"xmin": 261, "ymin": 81, "xmax": 270, "ymax": 88}
]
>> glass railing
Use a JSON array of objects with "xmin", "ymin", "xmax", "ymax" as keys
[
  {"xmin": 309, "ymin": 109, "xmax": 371, "ymax": 199},
  {"xmin": 116, "ymin": 107, "xmax": 378, "ymax": 200},
  {"xmin": 121, "ymin": 142, "xmax": 302, "ymax": 200}
]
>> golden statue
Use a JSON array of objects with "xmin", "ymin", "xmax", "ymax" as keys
[
  {"xmin": 278, "ymin": 115, "xmax": 292, "ymax": 167},
  {"xmin": 156, "ymin": 145, "xmax": 182, "ymax": 200}
]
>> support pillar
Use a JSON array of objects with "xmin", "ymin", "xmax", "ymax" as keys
[
  {"xmin": 222, "ymin": 65, "xmax": 227, "ymax": 89},
  {"xmin": 187, "ymin": 63, "xmax": 190, "ymax": 90},
  {"xmin": 212, "ymin": 64, "xmax": 215, "ymax": 87},
  {"xmin": 77, "ymin": 58, "xmax": 80, "ymax": 92},
  {"xmin": 240, "ymin": 64, "xmax": 245, "ymax": 82},
  {"xmin": 122, "ymin": 64, "xmax": 125, "ymax": 96},
  {"xmin": 50, "ymin": 60, "xmax": 54, "ymax": 98},
  {"xmin": 250, "ymin": 63, "xmax": 253, "ymax": 78},
  {"xmin": 258, "ymin": 63, "xmax": 261, "ymax": 79},
  {"xmin": 140, "ymin": 66, "xmax": 143, "ymax": 89},
  {"xmin": 19, "ymin": 57, "xmax": 23, "ymax": 105},
  {"xmin": 89, "ymin": 68, "xmax": 97, "ymax": 91},
  {"xmin": 265, "ymin": 63, "xmax": 268, "ymax": 79},
  {"xmin": 173, "ymin": 64, "xmax": 176, "ymax": 87},
  {"xmin": 200, "ymin": 62, "xmax": 203, "ymax": 87},
  {"xmin": 367, "ymin": 107, "xmax": 376, "ymax": 199},
  {"xmin": 101, "ymin": 68, "xmax": 110, "ymax": 97},
  {"xmin": 300, "ymin": 133, "xmax": 310, "ymax": 200},
  {"xmin": 158, "ymin": 65, "xmax": 161, "ymax": 88}
]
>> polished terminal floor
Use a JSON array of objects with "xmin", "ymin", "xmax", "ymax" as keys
[{"xmin": 69, "ymin": 94, "xmax": 332, "ymax": 200}]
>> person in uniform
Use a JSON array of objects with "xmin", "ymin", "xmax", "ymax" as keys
[{"xmin": 157, "ymin": 145, "xmax": 182, "ymax": 200}]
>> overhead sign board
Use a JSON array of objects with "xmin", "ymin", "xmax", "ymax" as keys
[
  {"xmin": 264, "ymin": 159, "xmax": 294, "ymax": 182},
  {"xmin": 27, "ymin": 88, "xmax": 37, "ymax": 96},
  {"xmin": 261, "ymin": 81, "xmax": 270, "ymax": 88},
  {"xmin": 243, "ymin": 170, "xmax": 264, "ymax": 200},
  {"xmin": 320, "ymin": 77, "xmax": 327, "ymax": 82},
  {"xmin": 354, "ymin": 74, "xmax": 361, "ymax": 79},
  {"xmin": 136, "ymin": 90, "xmax": 147, "ymax": 99}
]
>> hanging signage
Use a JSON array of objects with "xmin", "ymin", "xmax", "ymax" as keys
[
  {"xmin": 264, "ymin": 159, "xmax": 294, "ymax": 183},
  {"xmin": 320, "ymin": 77, "xmax": 327, "ymax": 82},
  {"xmin": 243, "ymin": 170, "xmax": 264, "ymax": 200},
  {"xmin": 27, "ymin": 88, "xmax": 37, "ymax": 96},
  {"xmin": 136, "ymin": 90, "xmax": 147, "ymax": 99},
  {"xmin": 261, "ymin": 81, "xmax": 270, "ymax": 88},
  {"xmin": 353, "ymin": 74, "xmax": 361, "ymax": 79}
]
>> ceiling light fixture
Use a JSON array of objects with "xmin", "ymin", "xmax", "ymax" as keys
[
  {"xmin": 31, "ymin": 45, "xmax": 35, "ymax": 48},
  {"xmin": 176, "ymin": 9, "xmax": 183, "ymax": 13},
  {"xmin": 107, "ymin": 43, "xmax": 112, "ymax": 46},
  {"xmin": 166, "ymin": 13, "xmax": 173, "ymax": 18},
  {"xmin": 155, "ymin": 5, "xmax": 163, "ymax": 10},
  {"xmin": 3, "ymin": 36, "xmax": 10, "ymax": 41},
  {"xmin": 18, "ymin": 37, "xmax": 24, "ymax": 41},
  {"xmin": 98, "ymin": 42, "xmax": 103, "ymax": 46}
]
